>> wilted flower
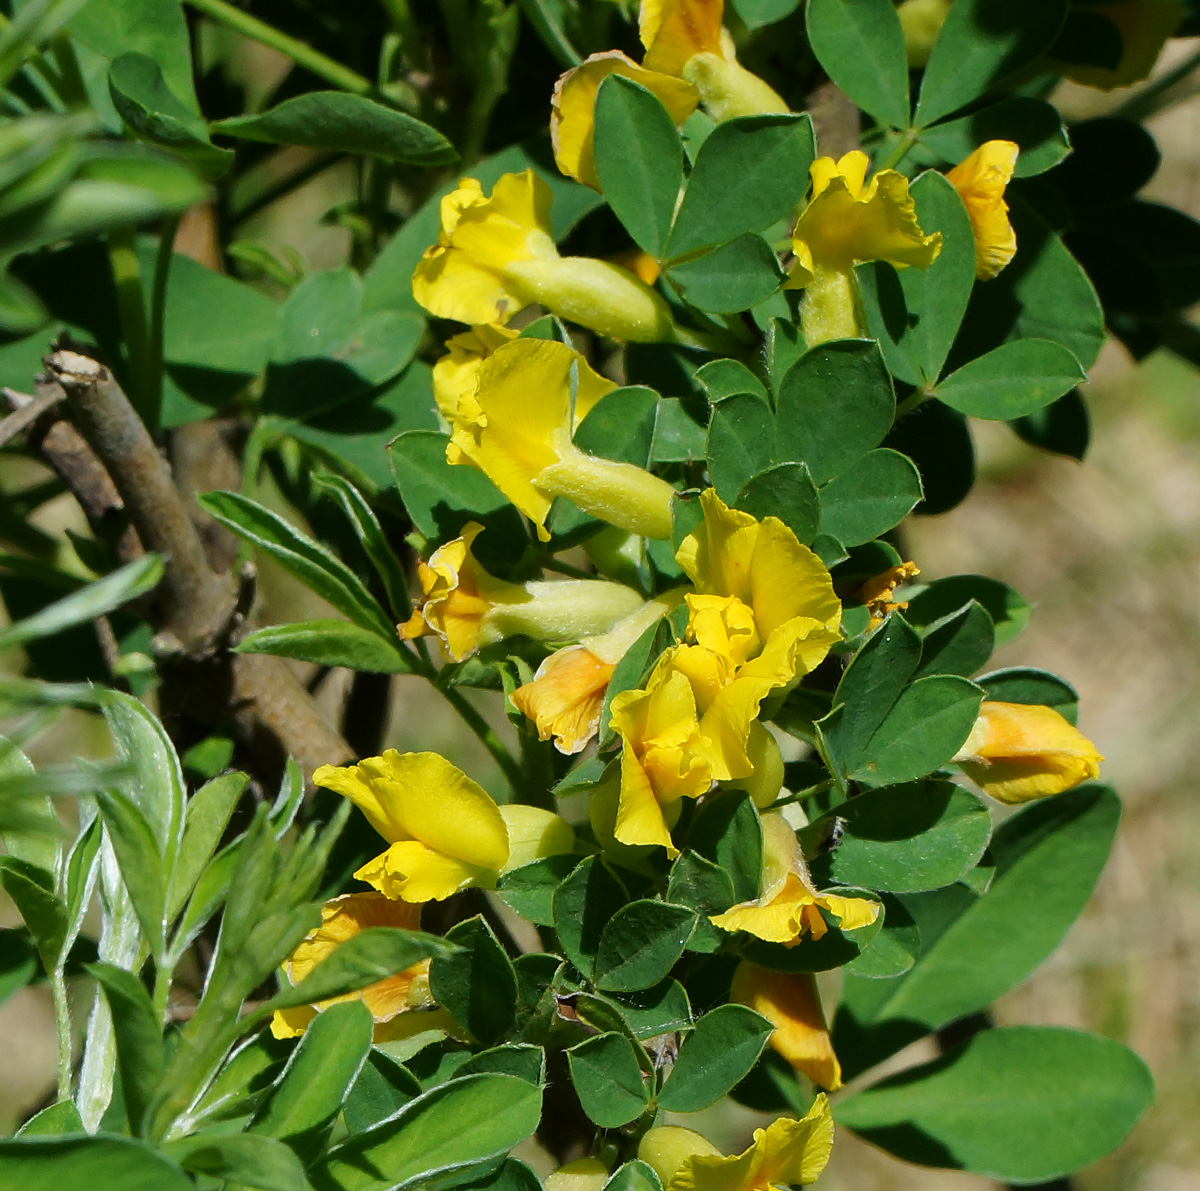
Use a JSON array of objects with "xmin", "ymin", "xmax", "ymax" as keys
[
  {"xmin": 731, "ymin": 961, "xmax": 842, "ymax": 1089},
  {"xmin": 314, "ymin": 750, "xmax": 575, "ymax": 900},
  {"xmin": 947, "ymin": 140, "xmax": 1019, "ymax": 281},
  {"xmin": 448, "ymin": 338, "xmax": 677, "ymax": 541},
  {"xmin": 952, "ymin": 700, "xmax": 1103, "ymax": 804},
  {"xmin": 788, "ymin": 150, "xmax": 942, "ymax": 344},
  {"xmin": 412, "ymin": 170, "xmax": 678, "ymax": 342},
  {"xmin": 639, "ymin": 1096, "xmax": 834, "ymax": 1191},
  {"xmin": 711, "ymin": 812, "xmax": 879, "ymax": 944},
  {"xmin": 855, "ymin": 559, "xmax": 920, "ymax": 622},
  {"xmin": 400, "ymin": 522, "xmax": 644, "ymax": 661}
]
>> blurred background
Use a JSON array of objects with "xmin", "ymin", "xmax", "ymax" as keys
[{"xmin": 1, "ymin": 34, "xmax": 1198, "ymax": 1191}]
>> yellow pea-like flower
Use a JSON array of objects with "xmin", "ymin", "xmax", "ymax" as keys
[
  {"xmin": 711, "ymin": 813, "xmax": 879, "ymax": 945},
  {"xmin": 448, "ymin": 338, "xmax": 677, "ymax": 541},
  {"xmin": 639, "ymin": 1097, "xmax": 834, "ymax": 1191},
  {"xmin": 895, "ymin": 0, "xmax": 953, "ymax": 66},
  {"xmin": 512, "ymin": 588, "xmax": 686, "ymax": 755},
  {"xmin": 947, "ymin": 140, "xmax": 1019, "ymax": 281},
  {"xmin": 639, "ymin": 0, "xmax": 789, "ymax": 120},
  {"xmin": 552, "ymin": 51, "xmax": 700, "ymax": 189},
  {"xmin": 270, "ymin": 893, "xmax": 450, "ymax": 1042},
  {"xmin": 731, "ymin": 961, "xmax": 842, "ymax": 1090},
  {"xmin": 952, "ymin": 701, "xmax": 1103, "ymax": 804},
  {"xmin": 412, "ymin": 169, "xmax": 678, "ymax": 343},
  {"xmin": 313, "ymin": 750, "xmax": 574, "ymax": 901},
  {"xmin": 400, "ymin": 521, "xmax": 644, "ymax": 661},
  {"xmin": 787, "ymin": 150, "xmax": 942, "ymax": 345}
]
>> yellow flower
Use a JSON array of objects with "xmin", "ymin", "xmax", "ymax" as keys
[
  {"xmin": 855, "ymin": 559, "xmax": 920, "ymax": 622},
  {"xmin": 432, "ymin": 324, "xmax": 518, "ymax": 431},
  {"xmin": 512, "ymin": 589, "xmax": 686, "ymax": 754},
  {"xmin": 400, "ymin": 522, "xmax": 644, "ymax": 661},
  {"xmin": 952, "ymin": 701, "xmax": 1103, "ymax": 804},
  {"xmin": 895, "ymin": 0, "xmax": 953, "ymax": 66},
  {"xmin": 313, "ymin": 750, "xmax": 574, "ymax": 900},
  {"xmin": 711, "ymin": 813, "xmax": 879, "ymax": 945},
  {"xmin": 731, "ymin": 962, "xmax": 841, "ymax": 1090},
  {"xmin": 546, "ymin": 1159, "xmax": 612, "ymax": 1191},
  {"xmin": 639, "ymin": 1097, "xmax": 834, "ymax": 1191},
  {"xmin": 552, "ymin": 51, "xmax": 700, "ymax": 189},
  {"xmin": 947, "ymin": 140, "xmax": 1018, "ymax": 281},
  {"xmin": 449, "ymin": 338, "xmax": 677, "ymax": 541},
  {"xmin": 412, "ymin": 170, "xmax": 678, "ymax": 342},
  {"xmin": 639, "ymin": 0, "xmax": 789, "ymax": 120},
  {"xmin": 788, "ymin": 150, "xmax": 942, "ymax": 344},
  {"xmin": 609, "ymin": 652, "xmax": 713, "ymax": 855},
  {"xmin": 1054, "ymin": 0, "xmax": 1181, "ymax": 89},
  {"xmin": 270, "ymin": 893, "xmax": 444, "ymax": 1041}
]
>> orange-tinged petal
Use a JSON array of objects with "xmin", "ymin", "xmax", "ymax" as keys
[
  {"xmin": 512, "ymin": 645, "xmax": 616, "ymax": 754},
  {"xmin": 732, "ymin": 963, "xmax": 841, "ymax": 1089},
  {"xmin": 640, "ymin": 0, "xmax": 724, "ymax": 76},
  {"xmin": 947, "ymin": 140, "xmax": 1018, "ymax": 281},
  {"xmin": 552, "ymin": 51, "xmax": 699, "ymax": 189}
]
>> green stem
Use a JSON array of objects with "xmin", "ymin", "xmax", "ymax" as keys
[
  {"xmin": 108, "ymin": 225, "xmax": 153, "ymax": 422},
  {"xmin": 1111, "ymin": 45, "xmax": 1200, "ymax": 123},
  {"xmin": 183, "ymin": 0, "xmax": 373, "ymax": 95},
  {"xmin": 148, "ymin": 216, "xmax": 179, "ymax": 421},
  {"xmin": 52, "ymin": 968, "xmax": 72, "ymax": 1100},
  {"xmin": 894, "ymin": 389, "xmax": 931, "ymax": 420},
  {"xmin": 876, "ymin": 128, "xmax": 920, "ymax": 174}
]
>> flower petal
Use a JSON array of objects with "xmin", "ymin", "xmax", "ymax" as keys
[
  {"xmin": 356, "ymin": 840, "xmax": 495, "ymax": 902},
  {"xmin": 640, "ymin": 0, "xmax": 725, "ymax": 76},
  {"xmin": 947, "ymin": 140, "xmax": 1018, "ymax": 280},
  {"xmin": 499, "ymin": 804, "xmax": 577, "ymax": 871}
]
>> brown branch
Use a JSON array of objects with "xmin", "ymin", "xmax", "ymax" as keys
[
  {"xmin": 0, "ymin": 385, "xmax": 65, "ymax": 448},
  {"xmin": 38, "ymin": 346, "xmax": 352, "ymax": 778}
]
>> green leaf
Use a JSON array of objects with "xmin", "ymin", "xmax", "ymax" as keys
[
  {"xmin": 88, "ymin": 962, "xmax": 164, "ymax": 1136},
  {"xmin": 915, "ymin": 0, "xmax": 1069, "ymax": 127},
  {"xmin": 806, "ymin": 0, "xmax": 909, "ymax": 129},
  {"xmin": 0, "ymin": 555, "xmax": 163, "ymax": 655},
  {"xmin": 573, "ymin": 386, "xmax": 658, "ymax": 469},
  {"xmin": 836, "ymin": 1026, "xmax": 1153, "ymax": 1181},
  {"xmin": 706, "ymin": 392, "xmax": 775, "ymax": 503},
  {"xmin": 459, "ymin": 1043, "xmax": 545, "ymax": 1084},
  {"xmin": 668, "ymin": 234, "xmax": 784, "ymax": 313},
  {"xmin": 344, "ymin": 1049, "xmax": 423, "ymax": 1133},
  {"xmin": 666, "ymin": 851, "xmax": 736, "ymax": 953},
  {"xmin": 817, "ymin": 449, "xmax": 923, "ymax": 547},
  {"xmin": 603, "ymin": 1161, "xmax": 663, "ymax": 1191},
  {"xmin": 607, "ymin": 980, "xmax": 692, "ymax": 1040},
  {"xmin": 595, "ymin": 901, "xmax": 696, "ymax": 992},
  {"xmin": 267, "ymin": 929, "xmax": 456, "ymax": 1013},
  {"xmin": 498, "ymin": 854, "xmax": 582, "ymax": 926},
  {"xmin": 94, "ymin": 789, "xmax": 167, "ymax": 958},
  {"xmin": 314, "ymin": 473, "xmax": 413, "ymax": 621},
  {"xmin": 566, "ymin": 1033, "xmax": 650, "ymax": 1127},
  {"xmin": 659, "ymin": 1004, "xmax": 773, "ymax": 1112},
  {"xmin": 310, "ymin": 1073, "xmax": 543, "ymax": 1191},
  {"xmin": 904, "ymin": 575, "xmax": 1029, "ymax": 645},
  {"xmin": 857, "ymin": 172, "xmax": 977, "ymax": 387},
  {"xmin": 15, "ymin": 1099, "xmax": 85, "ymax": 1137},
  {"xmin": 598, "ymin": 618, "xmax": 673, "ymax": 747},
  {"xmin": 807, "ymin": 781, "xmax": 991, "ymax": 893},
  {"xmin": 735, "ymin": 462, "xmax": 820, "ymax": 545},
  {"xmin": 1012, "ymin": 386, "xmax": 1090, "ymax": 460},
  {"xmin": 850, "ymin": 675, "xmax": 983, "ymax": 787},
  {"xmin": 236, "ymin": 620, "xmax": 414, "ymax": 673},
  {"xmin": 388, "ymin": 429, "xmax": 528, "ymax": 549},
  {"xmin": 855, "ymin": 785, "xmax": 1119, "ymax": 1032},
  {"xmin": 695, "ymin": 358, "xmax": 768, "ymax": 404},
  {"xmin": 198, "ymin": 491, "xmax": 395, "ymax": 638},
  {"xmin": 593, "ymin": 74, "xmax": 683, "ymax": 258},
  {"xmin": 687, "ymin": 791, "xmax": 762, "ymax": 903},
  {"xmin": 669, "ymin": 114, "xmax": 816, "ymax": 257},
  {"xmin": 0, "ymin": 858, "xmax": 67, "ymax": 971},
  {"xmin": 167, "ymin": 772, "xmax": 247, "ymax": 921},
  {"xmin": 952, "ymin": 195, "xmax": 1104, "ymax": 372},
  {"xmin": 913, "ymin": 600, "xmax": 995, "ymax": 679},
  {"xmin": 916, "ymin": 97, "xmax": 1070, "ymax": 178},
  {"xmin": 845, "ymin": 893, "xmax": 920, "ymax": 977},
  {"xmin": 553, "ymin": 857, "xmax": 629, "ymax": 979},
  {"xmin": 0, "ymin": 1135, "xmax": 192, "ymax": 1190},
  {"xmin": 429, "ymin": 916, "xmax": 518, "ymax": 1045},
  {"xmin": 213, "ymin": 92, "xmax": 457, "ymax": 166},
  {"xmin": 163, "ymin": 1133, "xmax": 309, "ymax": 1191},
  {"xmin": 0, "ymin": 929, "xmax": 38, "ymax": 1007},
  {"xmin": 935, "ymin": 338, "xmax": 1085, "ymax": 420},
  {"xmin": 108, "ymin": 52, "xmax": 231, "ymax": 178},
  {"xmin": 775, "ymin": 339, "xmax": 895, "ymax": 484},
  {"xmin": 252, "ymin": 1000, "xmax": 373, "ymax": 1164},
  {"xmin": 651, "ymin": 397, "xmax": 708, "ymax": 464},
  {"xmin": 978, "ymin": 666, "xmax": 1078, "ymax": 721}
]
